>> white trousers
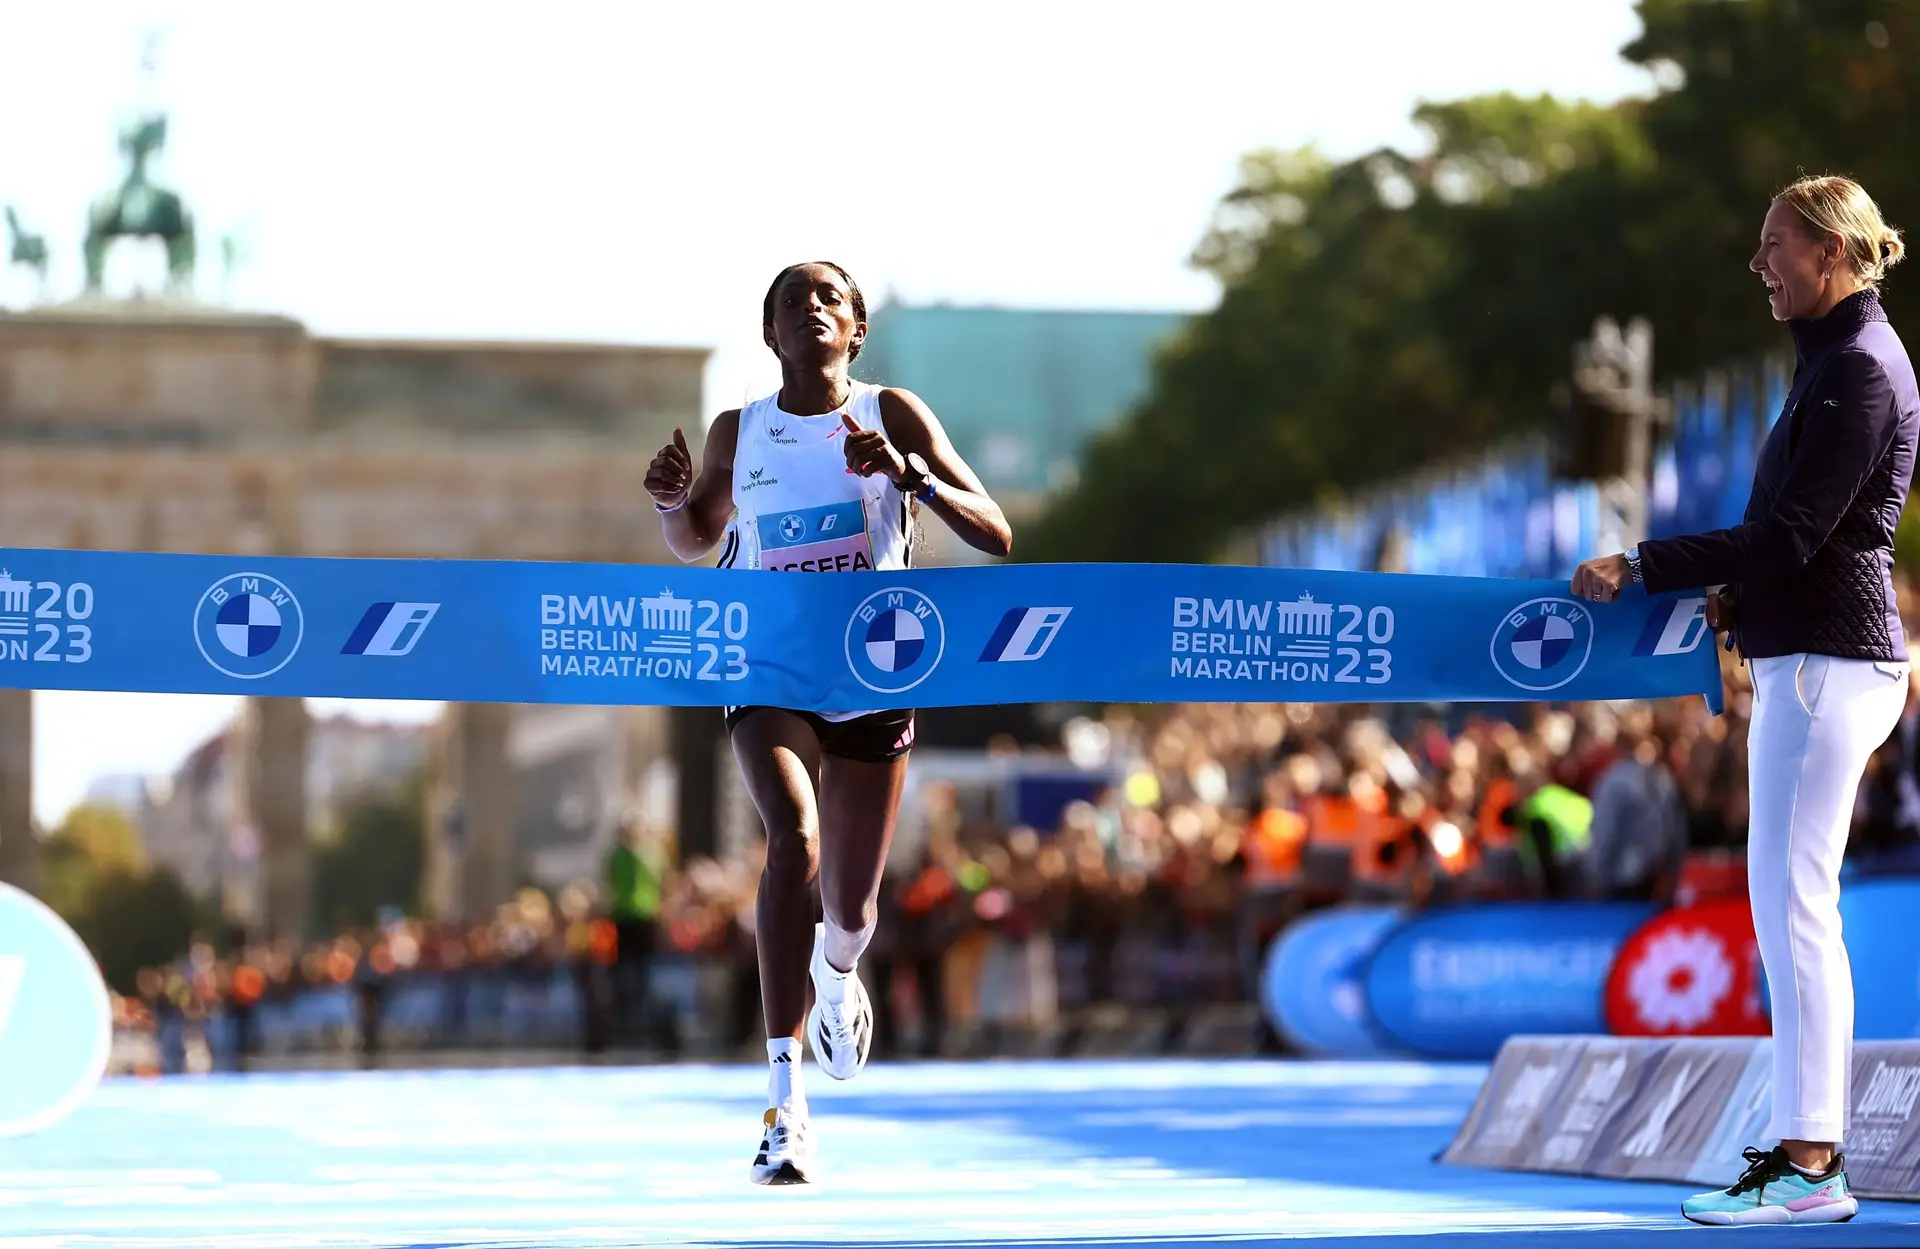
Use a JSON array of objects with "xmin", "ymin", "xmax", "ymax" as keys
[{"xmin": 1747, "ymin": 652, "xmax": 1908, "ymax": 1143}]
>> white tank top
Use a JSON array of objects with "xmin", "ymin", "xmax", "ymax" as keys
[
  {"xmin": 722, "ymin": 381, "xmax": 912, "ymax": 574},
  {"xmin": 719, "ymin": 380, "xmax": 913, "ymax": 720}
]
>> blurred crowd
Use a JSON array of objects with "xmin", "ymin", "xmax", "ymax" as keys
[{"xmin": 116, "ymin": 643, "xmax": 1920, "ymax": 1073}]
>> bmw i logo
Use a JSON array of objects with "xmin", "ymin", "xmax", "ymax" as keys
[
  {"xmin": 1490, "ymin": 596, "xmax": 1594, "ymax": 692},
  {"xmin": 845, "ymin": 587, "xmax": 945, "ymax": 694},
  {"xmin": 195, "ymin": 572, "xmax": 305, "ymax": 680}
]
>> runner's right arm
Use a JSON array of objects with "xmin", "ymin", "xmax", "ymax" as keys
[{"xmin": 647, "ymin": 410, "xmax": 739, "ymax": 562}]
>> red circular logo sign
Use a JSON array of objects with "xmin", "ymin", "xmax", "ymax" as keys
[{"xmin": 1605, "ymin": 898, "xmax": 1768, "ymax": 1037}]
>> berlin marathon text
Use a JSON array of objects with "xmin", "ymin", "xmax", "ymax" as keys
[
  {"xmin": 1170, "ymin": 656, "xmax": 1332, "ymax": 682},
  {"xmin": 541, "ymin": 652, "xmax": 699, "ymax": 679},
  {"xmin": 1167, "ymin": 594, "xmax": 1393, "ymax": 686},
  {"xmin": 538, "ymin": 592, "xmax": 751, "ymax": 682},
  {"xmin": 541, "ymin": 627, "xmax": 640, "ymax": 653}
]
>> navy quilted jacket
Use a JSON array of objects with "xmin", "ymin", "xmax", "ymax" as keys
[{"xmin": 1639, "ymin": 289, "xmax": 1920, "ymax": 661}]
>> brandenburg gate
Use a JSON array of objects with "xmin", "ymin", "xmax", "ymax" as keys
[
  {"xmin": 0, "ymin": 106, "xmax": 714, "ymax": 937},
  {"xmin": 0, "ymin": 298, "xmax": 709, "ymax": 937}
]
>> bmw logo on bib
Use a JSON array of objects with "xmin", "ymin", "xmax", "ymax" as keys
[
  {"xmin": 195, "ymin": 572, "xmax": 305, "ymax": 680},
  {"xmin": 1490, "ymin": 596, "xmax": 1594, "ymax": 692},
  {"xmin": 846, "ymin": 587, "xmax": 945, "ymax": 694}
]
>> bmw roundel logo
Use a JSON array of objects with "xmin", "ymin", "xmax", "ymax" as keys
[
  {"xmin": 194, "ymin": 572, "xmax": 304, "ymax": 680},
  {"xmin": 1490, "ymin": 596, "xmax": 1594, "ymax": 692},
  {"xmin": 846, "ymin": 587, "xmax": 945, "ymax": 694},
  {"xmin": 779, "ymin": 513, "xmax": 806, "ymax": 542}
]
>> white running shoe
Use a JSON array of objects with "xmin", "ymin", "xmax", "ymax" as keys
[
  {"xmin": 806, "ymin": 922, "xmax": 873, "ymax": 1081},
  {"xmin": 749, "ymin": 1107, "xmax": 813, "ymax": 1185}
]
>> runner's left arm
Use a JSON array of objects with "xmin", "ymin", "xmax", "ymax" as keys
[{"xmin": 874, "ymin": 388, "xmax": 1013, "ymax": 557}]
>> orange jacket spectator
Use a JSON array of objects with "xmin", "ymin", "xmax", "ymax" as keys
[
  {"xmin": 1478, "ymin": 777, "xmax": 1517, "ymax": 848},
  {"xmin": 1243, "ymin": 806, "xmax": 1306, "ymax": 886},
  {"xmin": 1305, "ymin": 777, "xmax": 1385, "ymax": 847}
]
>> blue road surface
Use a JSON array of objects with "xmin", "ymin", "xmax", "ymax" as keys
[{"xmin": 4, "ymin": 1059, "xmax": 1917, "ymax": 1248}]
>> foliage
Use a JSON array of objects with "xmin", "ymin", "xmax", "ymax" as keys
[
  {"xmin": 312, "ymin": 771, "xmax": 427, "ymax": 932},
  {"xmin": 67, "ymin": 868, "xmax": 200, "ymax": 995},
  {"xmin": 1026, "ymin": 1, "xmax": 1920, "ymax": 562},
  {"xmin": 41, "ymin": 804, "xmax": 197, "ymax": 993}
]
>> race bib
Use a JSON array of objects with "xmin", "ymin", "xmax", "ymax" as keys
[{"xmin": 757, "ymin": 501, "xmax": 874, "ymax": 572}]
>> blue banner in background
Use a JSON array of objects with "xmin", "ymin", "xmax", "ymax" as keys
[
  {"xmin": 1843, "ymin": 880, "xmax": 1920, "ymax": 1040},
  {"xmin": 1261, "ymin": 905, "xmax": 1404, "ymax": 1058},
  {"xmin": 1363, "ymin": 901, "xmax": 1657, "ymax": 1060},
  {"xmin": 0, "ymin": 549, "xmax": 1724, "ymax": 710},
  {"xmin": 1260, "ymin": 367, "xmax": 1790, "ymax": 584}
]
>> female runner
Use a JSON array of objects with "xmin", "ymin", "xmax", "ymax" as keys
[{"xmin": 646, "ymin": 262, "xmax": 1012, "ymax": 1183}]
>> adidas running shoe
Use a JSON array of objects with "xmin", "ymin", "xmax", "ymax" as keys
[
  {"xmin": 1681, "ymin": 1145, "xmax": 1858, "ymax": 1226},
  {"xmin": 806, "ymin": 922, "xmax": 873, "ymax": 1081},
  {"xmin": 749, "ymin": 1107, "xmax": 813, "ymax": 1185}
]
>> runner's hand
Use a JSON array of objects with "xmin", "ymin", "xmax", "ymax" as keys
[
  {"xmin": 842, "ymin": 412, "xmax": 906, "ymax": 482},
  {"xmin": 646, "ymin": 427, "xmax": 693, "ymax": 508}
]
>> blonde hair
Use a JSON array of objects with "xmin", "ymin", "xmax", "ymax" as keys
[{"xmin": 1775, "ymin": 175, "xmax": 1906, "ymax": 287}]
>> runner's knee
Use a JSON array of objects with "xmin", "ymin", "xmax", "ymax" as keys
[
  {"xmin": 761, "ymin": 818, "xmax": 818, "ymax": 880},
  {"xmin": 821, "ymin": 896, "xmax": 877, "ymax": 935}
]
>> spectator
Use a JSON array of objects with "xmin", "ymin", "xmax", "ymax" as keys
[
  {"xmin": 107, "ymin": 663, "xmax": 1920, "ymax": 1070},
  {"xmin": 1502, "ymin": 773, "xmax": 1593, "ymax": 898},
  {"xmin": 1586, "ymin": 713, "xmax": 1688, "ymax": 900},
  {"xmin": 605, "ymin": 811, "xmax": 666, "ymax": 1047}
]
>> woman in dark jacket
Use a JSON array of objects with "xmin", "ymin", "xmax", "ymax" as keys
[{"xmin": 1574, "ymin": 175, "xmax": 1916, "ymax": 1227}]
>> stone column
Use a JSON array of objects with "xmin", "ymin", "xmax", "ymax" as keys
[
  {"xmin": 235, "ymin": 697, "xmax": 311, "ymax": 942},
  {"xmin": 0, "ymin": 689, "xmax": 34, "ymax": 892},
  {"xmin": 621, "ymin": 706, "xmax": 671, "ymax": 801},
  {"xmin": 425, "ymin": 703, "xmax": 516, "ymax": 922},
  {"xmin": 670, "ymin": 705, "xmax": 721, "ymax": 865}
]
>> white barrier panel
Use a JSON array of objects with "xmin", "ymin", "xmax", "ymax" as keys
[{"xmin": 1442, "ymin": 1035, "xmax": 1920, "ymax": 1202}]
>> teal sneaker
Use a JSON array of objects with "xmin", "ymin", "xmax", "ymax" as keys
[{"xmin": 1681, "ymin": 1145, "xmax": 1858, "ymax": 1226}]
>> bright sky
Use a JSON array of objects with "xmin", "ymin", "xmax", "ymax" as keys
[{"xmin": 2, "ymin": 0, "xmax": 1652, "ymax": 826}]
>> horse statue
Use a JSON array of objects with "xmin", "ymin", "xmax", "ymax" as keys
[
  {"xmin": 4, "ymin": 206, "xmax": 48, "ymax": 291},
  {"xmin": 84, "ymin": 112, "xmax": 196, "ymax": 293}
]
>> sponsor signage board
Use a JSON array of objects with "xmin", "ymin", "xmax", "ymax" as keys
[
  {"xmin": 1260, "ymin": 905, "xmax": 1403, "ymax": 1058},
  {"xmin": 1365, "ymin": 902, "xmax": 1655, "ymax": 1059},
  {"xmin": 0, "ymin": 883, "xmax": 112, "ymax": 1136},
  {"xmin": 1842, "ymin": 880, "xmax": 1920, "ymax": 1041},
  {"xmin": 1604, "ymin": 898, "xmax": 1767, "ymax": 1038},
  {"xmin": 1440, "ymin": 1035, "xmax": 1590, "ymax": 1171},
  {"xmin": 1443, "ymin": 1036, "xmax": 1920, "ymax": 1203}
]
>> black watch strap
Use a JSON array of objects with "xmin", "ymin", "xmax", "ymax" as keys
[{"xmin": 897, "ymin": 453, "xmax": 930, "ymax": 495}]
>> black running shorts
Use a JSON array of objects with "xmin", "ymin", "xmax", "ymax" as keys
[{"xmin": 722, "ymin": 706, "xmax": 916, "ymax": 764}]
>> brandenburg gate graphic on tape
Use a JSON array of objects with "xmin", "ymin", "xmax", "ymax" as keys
[{"xmin": 0, "ymin": 103, "xmax": 705, "ymax": 939}]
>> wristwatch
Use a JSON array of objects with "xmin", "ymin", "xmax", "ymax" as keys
[
  {"xmin": 1624, "ymin": 546, "xmax": 1643, "ymax": 586},
  {"xmin": 896, "ymin": 453, "xmax": 939, "ymax": 503}
]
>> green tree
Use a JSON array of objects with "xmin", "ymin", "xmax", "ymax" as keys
[
  {"xmin": 69, "ymin": 868, "xmax": 200, "ymax": 994},
  {"xmin": 40, "ymin": 804, "xmax": 197, "ymax": 993},
  {"xmin": 1028, "ymin": 95, "xmax": 1652, "ymax": 562},
  {"xmin": 312, "ymin": 772, "xmax": 426, "ymax": 931},
  {"xmin": 1026, "ymin": 0, "xmax": 1919, "ymax": 563},
  {"xmin": 1622, "ymin": 0, "xmax": 1920, "ymax": 369},
  {"xmin": 40, "ymin": 803, "xmax": 147, "ymax": 919}
]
